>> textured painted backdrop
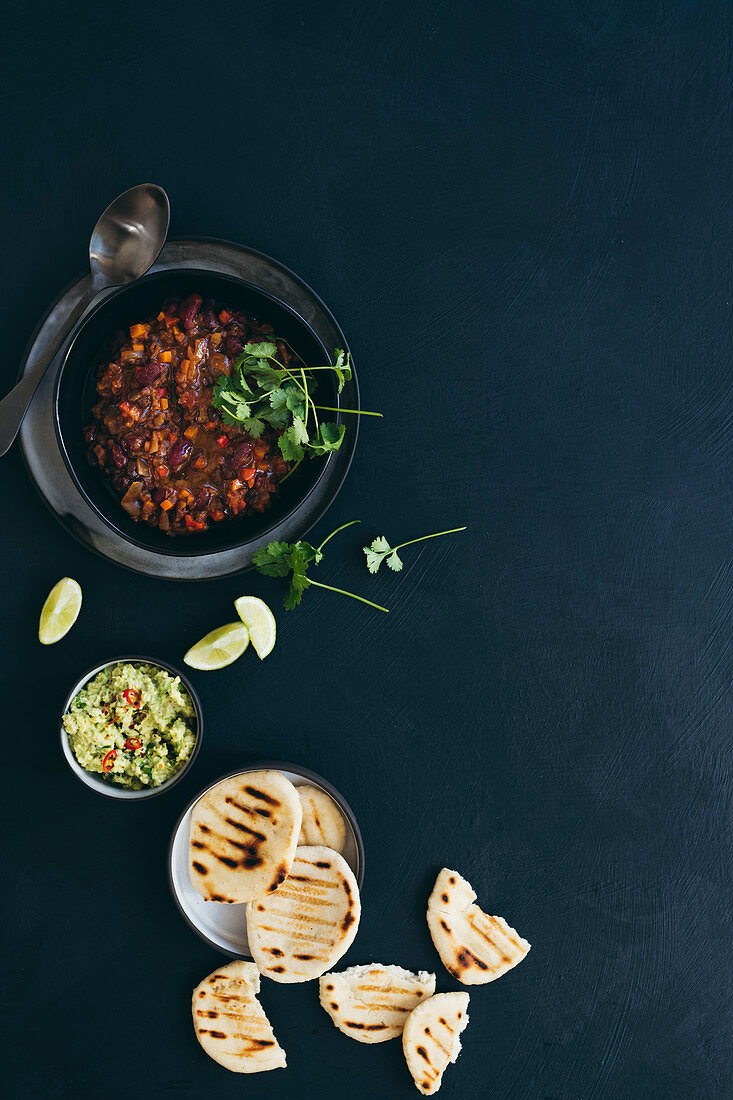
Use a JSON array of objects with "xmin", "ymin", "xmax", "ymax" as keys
[{"xmin": 1, "ymin": 1, "xmax": 730, "ymax": 1097}]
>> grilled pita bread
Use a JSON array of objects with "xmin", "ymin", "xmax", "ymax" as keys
[
  {"xmin": 402, "ymin": 992, "xmax": 469, "ymax": 1095},
  {"xmin": 189, "ymin": 771, "xmax": 302, "ymax": 903},
  {"xmin": 192, "ymin": 960, "xmax": 286, "ymax": 1073},
  {"xmin": 247, "ymin": 845, "xmax": 361, "ymax": 983},
  {"xmin": 427, "ymin": 868, "xmax": 530, "ymax": 985},
  {"xmin": 297, "ymin": 785, "xmax": 347, "ymax": 851},
  {"xmin": 319, "ymin": 963, "xmax": 435, "ymax": 1043}
]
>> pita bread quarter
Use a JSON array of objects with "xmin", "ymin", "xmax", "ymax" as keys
[
  {"xmin": 319, "ymin": 963, "xmax": 435, "ymax": 1043},
  {"xmin": 402, "ymin": 992, "xmax": 469, "ymax": 1095},
  {"xmin": 297, "ymin": 785, "xmax": 347, "ymax": 851},
  {"xmin": 192, "ymin": 960, "xmax": 286, "ymax": 1073},
  {"xmin": 427, "ymin": 868, "xmax": 530, "ymax": 985},
  {"xmin": 247, "ymin": 845, "xmax": 361, "ymax": 982},
  {"xmin": 189, "ymin": 771, "xmax": 302, "ymax": 903}
]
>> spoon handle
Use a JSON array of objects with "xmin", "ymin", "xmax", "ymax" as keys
[{"xmin": 0, "ymin": 287, "xmax": 96, "ymax": 457}]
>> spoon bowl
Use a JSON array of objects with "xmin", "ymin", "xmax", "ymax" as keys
[{"xmin": 90, "ymin": 184, "xmax": 170, "ymax": 286}]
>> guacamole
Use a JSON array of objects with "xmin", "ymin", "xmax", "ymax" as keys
[{"xmin": 63, "ymin": 662, "xmax": 196, "ymax": 789}]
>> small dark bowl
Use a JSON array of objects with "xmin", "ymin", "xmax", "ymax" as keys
[
  {"xmin": 60, "ymin": 655, "xmax": 203, "ymax": 800},
  {"xmin": 54, "ymin": 269, "xmax": 354, "ymax": 558}
]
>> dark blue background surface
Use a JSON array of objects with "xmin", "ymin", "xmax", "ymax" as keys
[{"xmin": 1, "ymin": 2, "xmax": 730, "ymax": 1097}]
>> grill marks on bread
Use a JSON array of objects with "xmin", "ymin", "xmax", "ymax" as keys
[
  {"xmin": 247, "ymin": 846, "xmax": 361, "ymax": 983},
  {"xmin": 426, "ymin": 868, "xmax": 530, "ymax": 985},
  {"xmin": 191, "ymin": 961, "xmax": 286, "ymax": 1074},
  {"xmin": 402, "ymin": 992, "xmax": 470, "ymax": 1095},
  {"xmin": 297, "ymin": 785, "xmax": 347, "ymax": 851},
  {"xmin": 189, "ymin": 771, "xmax": 301, "ymax": 904},
  {"xmin": 319, "ymin": 964, "xmax": 437, "ymax": 1044}
]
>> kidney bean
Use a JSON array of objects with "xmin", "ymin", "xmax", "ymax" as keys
[
  {"xmin": 232, "ymin": 440, "xmax": 254, "ymax": 466},
  {"xmin": 111, "ymin": 442, "xmax": 127, "ymax": 468},
  {"xmin": 195, "ymin": 486, "xmax": 212, "ymax": 507},
  {"xmin": 200, "ymin": 305, "xmax": 217, "ymax": 330},
  {"xmin": 180, "ymin": 293, "xmax": 203, "ymax": 330},
  {"xmin": 135, "ymin": 360, "xmax": 163, "ymax": 386},
  {"xmin": 152, "ymin": 487, "xmax": 167, "ymax": 503},
  {"xmin": 168, "ymin": 438, "xmax": 193, "ymax": 468},
  {"xmin": 224, "ymin": 334, "xmax": 244, "ymax": 355}
]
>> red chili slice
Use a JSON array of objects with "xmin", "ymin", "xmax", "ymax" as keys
[
  {"xmin": 124, "ymin": 737, "xmax": 142, "ymax": 751},
  {"xmin": 123, "ymin": 689, "xmax": 141, "ymax": 707},
  {"xmin": 102, "ymin": 749, "xmax": 117, "ymax": 773}
]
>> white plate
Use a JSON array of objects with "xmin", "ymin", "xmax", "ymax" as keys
[{"xmin": 168, "ymin": 762, "xmax": 365, "ymax": 957}]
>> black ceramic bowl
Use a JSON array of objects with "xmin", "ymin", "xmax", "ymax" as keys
[{"xmin": 54, "ymin": 269, "xmax": 356, "ymax": 558}]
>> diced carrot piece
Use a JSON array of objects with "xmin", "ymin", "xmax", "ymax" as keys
[
  {"xmin": 205, "ymin": 420, "xmax": 217, "ymax": 430},
  {"xmin": 160, "ymin": 398, "xmax": 168, "ymax": 410},
  {"xmin": 210, "ymin": 332, "xmax": 222, "ymax": 345},
  {"xmin": 132, "ymin": 343, "xmax": 144, "ymax": 352},
  {"xmin": 159, "ymin": 350, "xmax": 172, "ymax": 362},
  {"xmin": 184, "ymin": 426, "xmax": 197, "ymax": 439},
  {"xmin": 160, "ymin": 498, "xmax": 174, "ymax": 511},
  {"xmin": 130, "ymin": 323, "xmax": 149, "ymax": 339},
  {"xmin": 193, "ymin": 455, "xmax": 207, "ymax": 469}
]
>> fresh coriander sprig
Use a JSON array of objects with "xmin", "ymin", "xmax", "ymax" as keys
[
  {"xmin": 364, "ymin": 526, "xmax": 467, "ymax": 573},
  {"xmin": 211, "ymin": 342, "xmax": 381, "ymax": 466},
  {"xmin": 253, "ymin": 521, "xmax": 389, "ymax": 613}
]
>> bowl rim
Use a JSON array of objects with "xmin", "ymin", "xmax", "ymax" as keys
[
  {"xmin": 167, "ymin": 760, "xmax": 366, "ymax": 956},
  {"xmin": 52, "ymin": 263, "xmax": 357, "ymax": 559},
  {"xmin": 59, "ymin": 654, "xmax": 203, "ymax": 800}
]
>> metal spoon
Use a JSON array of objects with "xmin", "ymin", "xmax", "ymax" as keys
[{"xmin": 0, "ymin": 183, "xmax": 170, "ymax": 457}]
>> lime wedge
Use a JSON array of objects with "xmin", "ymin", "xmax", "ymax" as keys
[
  {"xmin": 184, "ymin": 622, "xmax": 250, "ymax": 670},
  {"xmin": 39, "ymin": 577, "xmax": 82, "ymax": 644},
  {"xmin": 234, "ymin": 596, "xmax": 277, "ymax": 659}
]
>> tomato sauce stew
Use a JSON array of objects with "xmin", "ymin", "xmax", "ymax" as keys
[{"xmin": 84, "ymin": 294, "xmax": 292, "ymax": 535}]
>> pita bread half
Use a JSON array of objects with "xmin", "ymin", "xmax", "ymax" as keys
[
  {"xmin": 247, "ymin": 845, "xmax": 361, "ymax": 983},
  {"xmin": 297, "ymin": 785, "xmax": 347, "ymax": 851},
  {"xmin": 189, "ymin": 770, "xmax": 302, "ymax": 903},
  {"xmin": 319, "ymin": 963, "xmax": 436, "ymax": 1043},
  {"xmin": 192, "ymin": 960, "xmax": 286, "ymax": 1073},
  {"xmin": 402, "ymin": 992, "xmax": 470, "ymax": 1095},
  {"xmin": 427, "ymin": 868, "xmax": 530, "ymax": 985}
]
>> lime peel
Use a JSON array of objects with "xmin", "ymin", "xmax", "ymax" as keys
[
  {"xmin": 39, "ymin": 577, "xmax": 82, "ymax": 645},
  {"xmin": 234, "ymin": 596, "xmax": 276, "ymax": 659},
  {"xmin": 184, "ymin": 622, "xmax": 250, "ymax": 670}
]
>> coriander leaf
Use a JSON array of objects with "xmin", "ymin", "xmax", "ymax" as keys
[
  {"xmin": 260, "ymin": 404, "xmax": 291, "ymax": 429},
  {"xmin": 363, "ymin": 535, "xmax": 393, "ymax": 573},
  {"xmin": 278, "ymin": 427, "xmax": 305, "ymax": 462},
  {"xmin": 308, "ymin": 422, "xmax": 346, "ymax": 455},
  {"xmin": 290, "ymin": 415, "xmax": 309, "ymax": 445},
  {"xmin": 238, "ymin": 417, "xmax": 265, "ymax": 438},
  {"xmin": 252, "ymin": 541, "xmax": 294, "ymax": 577},
  {"xmin": 333, "ymin": 349, "xmax": 352, "ymax": 392},
  {"xmin": 386, "ymin": 550, "xmax": 403, "ymax": 571},
  {"xmin": 244, "ymin": 341, "xmax": 278, "ymax": 359},
  {"xmin": 269, "ymin": 387, "xmax": 289, "ymax": 412},
  {"xmin": 285, "ymin": 387, "xmax": 306, "ymax": 419}
]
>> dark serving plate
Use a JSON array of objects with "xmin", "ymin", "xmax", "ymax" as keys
[{"xmin": 53, "ymin": 268, "xmax": 358, "ymax": 559}]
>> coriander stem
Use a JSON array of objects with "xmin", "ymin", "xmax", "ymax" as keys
[
  {"xmin": 391, "ymin": 526, "xmax": 468, "ymax": 552},
  {"xmin": 316, "ymin": 519, "xmax": 361, "ymax": 554},
  {"xmin": 308, "ymin": 579, "xmax": 389, "ymax": 613},
  {"xmin": 314, "ymin": 405, "xmax": 383, "ymax": 417}
]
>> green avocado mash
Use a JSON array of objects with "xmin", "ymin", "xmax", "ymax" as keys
[{"xmin": 63, "ymin": 662, "xmax": 196, "ymax": 789}]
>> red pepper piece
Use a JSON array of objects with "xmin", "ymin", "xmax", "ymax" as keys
[
  {"xmin": 241, "ymin": 466, "xmax": 256, "ymax": 484},
  {"xmin": 218, "ymin": 309, "xmax": 232, "ymax": 324},
  {"xmin": 102, "ymin": 749, "xmax": 117, "ymax": 773},
  {"xmin": 185, "ymin": 515, "xmax": 207, "ymax": 530},
  {"xmin": 123, "ymin": 689, "xmax": 141, "ymax": 707},
  {"xmin": 124, "ymin": 737, "xmax": 142, "ymax": 751},
  {"xmin": 217, "ymin": 434, "xmax": 228, "ymax": 448}
]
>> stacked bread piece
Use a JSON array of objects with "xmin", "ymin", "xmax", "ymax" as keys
[{"xmin": 189, "ymin": 770, "xmax": 359, "ymax": 1072}]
